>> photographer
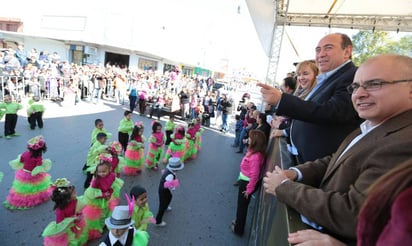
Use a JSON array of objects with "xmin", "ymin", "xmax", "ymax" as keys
[{"xmin": 237, "ymin": 92, "xmax": 250, "ymax": 120}]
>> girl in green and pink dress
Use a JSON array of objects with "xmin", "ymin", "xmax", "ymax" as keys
[
  {"xmin": 145, "ymin": 121, "xmax": 165, "ymax": 171},
  {"xmin": 42, "ymin": 178, "xmax": 88, "ymax": 246},
  {"xmin": 123, "ymin": 121, "xmax": 146, "ymax": 175},
  {"xmin": 163, "ymin": 126, "xmax": 186, "ymax": 164},
  {"xmin": 83, "ymin": 160, "xmax": 124, "ymax": 240},
  {"xmin": 4, "ymin": 135, "xmax": 53, "ymax": 209}
]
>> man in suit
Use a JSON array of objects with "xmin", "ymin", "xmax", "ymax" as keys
[
  {"xmin": 259, "ymin": 33, "xmax": 362, "ymax": 163},
  {"xmin": 262, "ymin": 54, "xmax": 412, "ymax": 242}
]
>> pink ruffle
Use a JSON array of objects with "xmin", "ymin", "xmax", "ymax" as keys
[
  {"xmin": 44, "ymin": 233, "xmax": 68, "ymax": 246},
  {"xmin": 149, "ymin": 143, "xmax": 160, "ymax": 150},
  {"xmin": 125, "ymin": 150, "xmax": 142, "ymax": 160},
  {"xmin": 6, "ymin": 187, "xmax": 52, "ymax": 208},
  {"xmin": 108, "ymin": 198, "xmax": 120, "ymax": 211},
  {"xmin": 147, "ymin": 151, "xmax": 156, "ymax": 159},
  {"xmin": 122, "ymin": 166, "xmax": 141, "ymax": 176},
  {"xmin": 15, "ymin": 170, "xmax": 49, "ymax": 183},
  {"xmin": 88, "ymin": 230, "xmax": 102, "ymax": 241},
  {"xmin": 83, "ymin": 205, "xmax": 102, "ymax": 220}
]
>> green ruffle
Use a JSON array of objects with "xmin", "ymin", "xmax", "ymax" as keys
[
  {"xmin": 31, "ymin": 159, "xmax": 52, "ymax": 176},
  {"xmin": 173, "ymin": 138, "xmax": 186, "ymax": 145},
  {"xmin": 85, "ymin": 164, "xmax": 98, "ymax": 173},
  {"xmin": 127, "ymin": 141, "xmax": 144, "ymax": 150},
  {"xmin": 112, "ymin": 178, "xmax": 124, "ymax": 197},
  {"xmin": 133, "ymin": 230, "xmax": 149, "ymax": 246},
  {"xmin": 42, "ymin": 217, "xmax": 76, "ymax": 236},
  {"xmin": 84, "ymin": 187, "xmax": 103, "ymax": 201},
  {"xmin": 9, "ymin": 155, "xmax": 23, "ymax": 170},
  {"xmin": 118, "ymin": 156, "xmax": 126, "ymax": 171},
  {"xmin": 11, "ymin": 176, "xmax": 52, "ymax": 193},
  {"xmin": 76, "ymin": 195, "xmax": 87, "ymax": 211}
]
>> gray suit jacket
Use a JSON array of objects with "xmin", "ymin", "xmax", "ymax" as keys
[{"xmin": 276, "ymin": 109, "xmax": 412, "ymax": 240}]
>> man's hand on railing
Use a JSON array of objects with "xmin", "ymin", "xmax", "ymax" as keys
[
  {"xmin": 288, "ymin": 229, "xmax": 346, "ymax": 246},
  {"xmin": 263, "ymin": 166, "xmax": 298, "ymax": 196}
]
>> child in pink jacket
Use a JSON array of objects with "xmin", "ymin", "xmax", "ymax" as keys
[{"xmin": 232, "ymin": 130, "xmax": 267, "ymax": 236}]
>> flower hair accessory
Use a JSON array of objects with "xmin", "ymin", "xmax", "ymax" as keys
[
  {"xmin": 99, "ymin": 153, "xmax": 113, "ymax": 163},
  {"xmin": 110, "ymin": 141, "xmax": 122, "ymax": 155},
  {"xmin": 27, "ymin": 135, "xmax": 45, "ymax": 150},
  {"xmin": 135, "ymin": 121, "xmax": 144, "ymax": 128},
  {"xmin": 54, "ymin": 178, "xmax": 72, "ymax": 188}
]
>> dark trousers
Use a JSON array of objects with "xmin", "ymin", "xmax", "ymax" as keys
[
  {"xmin": 28, "ymin": 112, "xmax": 44, "ymax": 129},
  {"xmin": 118, "ymin": 132, "xmax": 129, "ymax": 154},
  {"xmin": 139, "ymin": 99, "xmax": 146, "ymax": 115},
  {"xmin": 5, "ymin": 114, "xmax": 18, "ymax": 136},
  {"xmin": 129, "ymin": 95, "xmax": 137, "ymax": 112},
  {"xmin": 83, "ymin": 171, "xmax": 93, "ymax": 189},
  {"xmin": 150, "ymin": 106, "xmax": 161, "ymax": 120},
  {"xmin": 156, "ymin": 189, "xmax": 172, "ymax": 224},
  {"xmin": 238, "ymin": 127, "xmax": 249, "ymax": 152},
  {"xmin": 165, "ymin": 130, "xmax": 173, "ymax": 145},
  {"xmin": 234, "ymin": 180, "xmax": 252, "ymax": 235}
]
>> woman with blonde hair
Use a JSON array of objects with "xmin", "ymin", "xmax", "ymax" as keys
[{"xmin": 293, "ymin": 60, "xmax": 318, "ymax": 99}]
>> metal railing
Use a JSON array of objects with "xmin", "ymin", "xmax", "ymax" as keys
[{"xmin": 248, "ymin": 137, "xmax": 309, "ymax": 246}]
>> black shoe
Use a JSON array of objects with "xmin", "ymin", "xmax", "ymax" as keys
[{"xmin": 236, "ymin": 150, "xmax": 243, "ymax": 153}]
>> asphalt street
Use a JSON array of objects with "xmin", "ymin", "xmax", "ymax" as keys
[{"xmin": 0, "ymin": 97, "xmax": 254, "ymax": 246}]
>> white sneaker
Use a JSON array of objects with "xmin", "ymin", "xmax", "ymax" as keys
[
  {"xmin": 167, "ymin": 206, "xmax": 172, "ymax": 211},
  {"xmin": 155, "ymin": 221, "xmax": 167, "ymax": 227}
]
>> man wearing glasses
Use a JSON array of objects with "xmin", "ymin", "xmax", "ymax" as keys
[{"xmin": 262, "ymin": 54, "xmax": 412, "ymax": 243}]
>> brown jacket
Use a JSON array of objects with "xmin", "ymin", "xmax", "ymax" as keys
[{"xmin": 276, "ymin": 109, "xmax": 412, "ymax": 240}]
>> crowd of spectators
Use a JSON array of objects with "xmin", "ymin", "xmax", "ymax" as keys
[{"xmin": 0, "ymin": 43, "xmax": 245, "ymax": 129}]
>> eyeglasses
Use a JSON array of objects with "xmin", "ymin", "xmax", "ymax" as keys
[{"xmin": 347, "ymin": 79, "xmax": 412, "ymax": 94}]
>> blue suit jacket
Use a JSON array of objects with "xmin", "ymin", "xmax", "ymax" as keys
[{"xmin": 276, "ymin": 61, "xmax": 362, "ymax": 163}]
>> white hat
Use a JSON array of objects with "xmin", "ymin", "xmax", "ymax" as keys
[
  {"xmin": 105, "ymin": 206, "xmax": 134, "ymax": 229},
  {"xmin": 166, "ymin": 157, "xmax": 184, "ymax": 171}
]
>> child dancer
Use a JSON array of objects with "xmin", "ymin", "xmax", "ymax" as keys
[
  {"xmin": 118, "ymin": 110, "xmax": 134, "ymax": 154},
  {"xmin": 107, "ymin": 141, "xmax": 124, "ymax": 177},
  {"xmin": 83, "ymin": 160, "xmax": 124, "ymax": 240},
  {"xmin": 42, "ymin": 178, "xmax": 88, "ymax": 246},
  {"xmin": 128, "ymin": 185, "xmax": 154, "ymax": 231},
  {"xmin": 163, "ymin": 126, "xmax": 186, "ymax": 164},
  {"xmin": 123, "ymin": 121, "xmax": 145, "ymax": 175},
  {"xmin": 0, "ymin": 94, "xmax": 23, "ymax": 139},
  {"xmin": 4, "ymin": 135, "xmax": 53, "ymax": 209},
  {"xmin": 27, "ymin": 96, "xmax": 45, "ymax": 130},
  {"xmin": 194, "ymin": 117, "xmax": 204, "ymax": 151},
  {"xmin": 100, "ymin": 205, "xmax": 149, "ymax": 246},
  {"xmin": 184, "ymin": 122, "xmax": 197, "ymax": 161},
  {"xmin": 91, "ymin": 118, "xmax": 112, "ymax": 145},
  {"xmin": 164, "ymin": 115, "xmax": 175, "ymax": 146},
  {"xmin": 231, "ymin": 130, "xmax": 267, "ymax": 236},
  {"xmin": 145, "ymin": 121, "xmax": 165, "ymax": 171},
  {"xmin": 83, "ymin": 132, "xmax": 108, "ymax": 189},
  {"xmin": 155, "ymin": 157, "xmax": 183, "ymax": 227}
]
